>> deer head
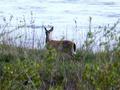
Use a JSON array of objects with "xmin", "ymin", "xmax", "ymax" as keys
[{"xmin": 43, "ymin": 25, "xmax": 54, "ymax": 43}]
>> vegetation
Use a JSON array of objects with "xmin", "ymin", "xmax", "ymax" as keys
[{"xmin": 0, "ymin": 16, "xmax": 120, "ymax": 90}]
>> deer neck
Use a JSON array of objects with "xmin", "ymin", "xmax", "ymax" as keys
[
  {"xmin": 46, "ymin": 36, "xmax": 50, "ymax": 43},
  {"xmin": 46, "ymin": 33, "xmax": 52, "ymax": 43}
]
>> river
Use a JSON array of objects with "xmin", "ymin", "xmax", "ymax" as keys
[{"xmin": 0, "ymin": 0, "xmax": 120, "ymax": 48}]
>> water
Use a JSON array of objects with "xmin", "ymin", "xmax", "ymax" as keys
[{"xmin": 0, "ymin": 0, "xmax": 120, "ymax": 48}]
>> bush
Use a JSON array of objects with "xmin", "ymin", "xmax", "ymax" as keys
[{"xmin": 1, "ymin": 59, "xmax": 41, "ymax": 90}]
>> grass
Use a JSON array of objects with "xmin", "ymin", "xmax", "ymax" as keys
[{"xmin": 0, "ymin": 15, "xmax": 120, "ymax": 90}]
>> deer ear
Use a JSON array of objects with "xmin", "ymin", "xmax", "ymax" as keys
[
  {"xmin": 49, "ymin": 26, "xmax": 54, "ymax": 32},
  {"xmin": 43, "ymin": 26, "xmax": 48, "ymax": 31}
]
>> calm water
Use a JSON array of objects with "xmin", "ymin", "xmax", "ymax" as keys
[{"xmin": 0, "ymin": 0, "xmax": 120, "ymax": 48}]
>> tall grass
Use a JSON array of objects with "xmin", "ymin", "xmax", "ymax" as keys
[{"xmin": 0, "ymin": 15, "xmax": 120, "ymax": 90}]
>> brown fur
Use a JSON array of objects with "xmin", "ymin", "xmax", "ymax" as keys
[{"xmin": 47, "ymin": 40, "xmax": 76, "ymax": 55}]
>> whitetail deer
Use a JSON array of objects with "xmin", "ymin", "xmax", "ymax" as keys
[{"xmin": 43, "ymin": 25, "xmax": 76, "ymax": 56}]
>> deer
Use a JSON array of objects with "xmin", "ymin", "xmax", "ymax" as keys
[{"xmin": 43, "ymin": 25, "xmax": 76, "ymax": 57}]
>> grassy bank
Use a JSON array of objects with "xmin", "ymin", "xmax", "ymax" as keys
[
  {"xmin": 0, "ymin": 44, "xmax": 120, "ymax": 90},
  {"xmin": 0, "ymin": 16, "xmax": 120, "ymax": 90}
]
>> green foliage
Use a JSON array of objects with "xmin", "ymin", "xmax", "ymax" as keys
[
  {"xmin": 0, "ymin": 16, "xmax": 120, "ymax": 90},
  {"xmin": 75, "ymin": 49, "xmax": 95, "ymax": 63},
  {"xmin": 83, "ymin": 61, "xmax": 120, "ymax": 90},
  {"xmin": 1, "ymin": 58, "xmax": 41, "ymax": 90},
  {"xmin": 0, "ymin": 42, "xmax": 120, "ymax": 90}
]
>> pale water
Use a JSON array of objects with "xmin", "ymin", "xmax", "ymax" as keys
[{"xmin": 0, "ymin": 0, "xmax": 120, "ymax": 48}]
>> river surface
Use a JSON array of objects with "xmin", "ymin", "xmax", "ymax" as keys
[{"xmin": 0, "ymin": 0, "xmax": 120, "ymax": 48}]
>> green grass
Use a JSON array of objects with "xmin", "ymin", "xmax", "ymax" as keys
[
  {"xmin": 0, "ymin": 16, "xmax": 120, "ymax": 90},
  {"xmin": 0, "ymin": 44, "xmax": 120, "ymax": 90}
]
